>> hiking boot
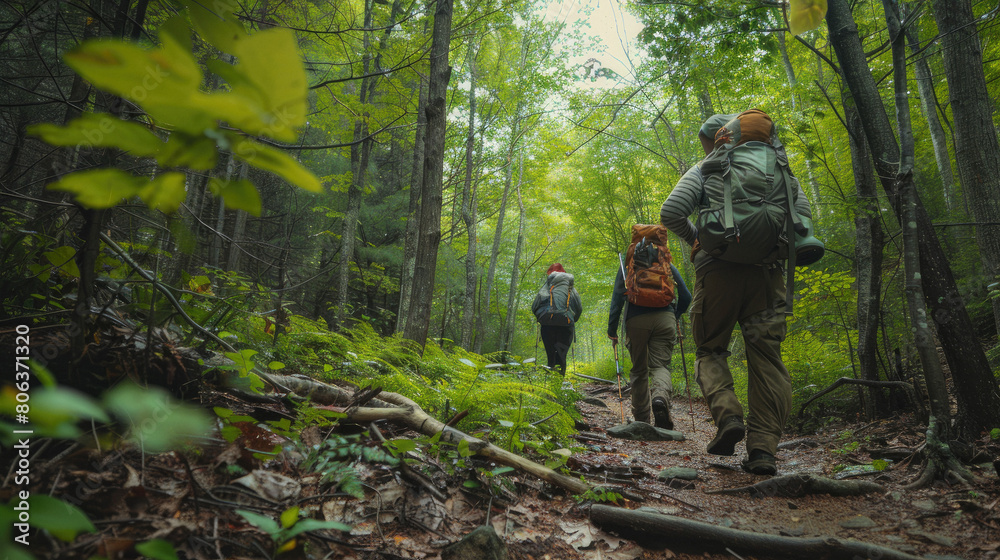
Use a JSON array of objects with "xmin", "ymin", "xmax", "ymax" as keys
[
  {"xmin": 741, "ymin": 449, "xmax": 777, "ymax": 475},
  {"xmin": 651, "ymin": 397, "xmax": 673, "ymax": 430},
  {"xmin": 706, "ymin": 416, "xmax": 745, "ymax": 456}
]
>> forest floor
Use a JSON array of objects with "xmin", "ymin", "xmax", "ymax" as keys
[{"xmin": 11, "ymin": 376, "xmax": 1000, "ymax": 560}]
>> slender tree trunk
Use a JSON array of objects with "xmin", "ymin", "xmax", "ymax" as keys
[
  {"xmin": 826, "ymin": 0, "xmax": 1000, "ymax": 437},
  {"xmin": 902, "ymin": 8, "xmax": 956, "ymax": 213},
  {"xmin": 396, "ymin": 75, "xmax": 429, "ymax": 334},
  {"xmin": 226, "ymin": 162, "xmax": 250, "ymax": 272},
  {"xmin": 501, "ymin": 155, "xmax": 526, "ymax": 352},
  {"xmin": 843, "ymin": 96, "xmax": 886, "ymax": 419},
  {"xmin": 929, "ymin": 0, "xmax": 1000, "ymax": 337},
  {"xmin": 883, "ymin": 0, "xmax": 973, "ymax": 486},
  {"xmin": 402, "ymin": 0, "xmax": 453, "ymax": 348},
  {"xmin": 474, "ymin": 147, "xmax": 515, "ymax": 354},
  {"xmin": 335, "ymin": 0, "xmax": 377, "ymax": 330},
  {"xmin": 460, "ymin": 49, "xmax": 480, "ymax": 350}
]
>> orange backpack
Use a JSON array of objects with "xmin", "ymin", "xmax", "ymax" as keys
[{"xmin": 625, "ymin": 224, "xmax": 675, "ymax": 307}]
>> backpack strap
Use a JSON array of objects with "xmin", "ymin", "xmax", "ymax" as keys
[{"xmin": 777, "ymin": 145, "xmax": 802, "ymax": 316}]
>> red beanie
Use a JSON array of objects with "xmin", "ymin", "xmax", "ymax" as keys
[{"xmin": 547, "ymin": 263, "xmax": 565, "ymax": 274}]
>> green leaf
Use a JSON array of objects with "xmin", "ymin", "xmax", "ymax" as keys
[
  {"xmin": 229, "ymin": 27, "xmax": 308, "ymax": 141},
  {"xmin": 138, "ymin": 172, "xmax": 186, "ymax": 214},
  {"xmin": 63, "ymin": 40, "xmax": 209, "ymax": 134},
  {"xmin": 43, "ymin": 246, "xmax": 81, "ymax": 279},
  {"xmin": 0, "ymin": 386, "xmax": 108, "ymax": 436},
  {"xmin": 280, "ymin": 517, "xmax": 351, "ymax": 541},
  {"xmin": 135, "ymin": 539, "xmax": 180, "ymax": 560},
  {"xmin": 227, "ymin": 134, "xmax": 321, "ymax": 193},
  {"xmin": 384, "ymin": 439, "xmax": 417, "ymax": 454},
  {"xmin": 462, "ymin": 480, "xmax": 481, "ymax": 488},
  {"xmin": 27, "ymin": 113, "xmax": 163, "ymax": 156},
  {"xmin": 176, "ymin": 0, "xmax": 248, "ymax": 53},
  {"xmin": 280, "ymin": 506, "xmax": 299, "ymax": 529},
  {"xmin": 457, "ymin": 438, "xmax": 473, "ymax": 458},
  {"xmin": 47, "ymin": 169, "xmax": 145, "ymax": 209},
  {"xmin": 103, "ymin": 382, "xmax": 213, "ymax": 452},
  {"xmin": 28, "ymin": 495, "xmax": 96, "ymax": 542},
  {"xmin": 237, "ymin": 509, "xmax": 281, "ymax": 536},
  {"xmin": 158, "ymin": 133, "xmax": 218, "ymax": 170},
  {"xmin": 208, "ymin": 178, "xmax": 262, "ymax": 216},
  {"xmin": 491, "ymin": 466, "xmax": 515, "ymax": 476},
  {"xmin": 788, "ymin": 0, "xmax": 827, "ymax": 36},
  {"xmin": 213, "ymin": 407, "xmax": 233, "ymax": 418},
  {"xmin": 267, "ymin": 361, "xmax": 286, "ymax": 370}
]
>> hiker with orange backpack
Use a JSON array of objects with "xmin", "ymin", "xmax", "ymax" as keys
[
  {"xmin": 660, "ymin": 109, "xmax": 822, "ymax": 475},
  {"xmin": 607, "ymin": 224, "xmax": 691, "ymax": 429},
  {"xmin": 531, "ymin": 263, "xmax": 583, "ymax": 375}
]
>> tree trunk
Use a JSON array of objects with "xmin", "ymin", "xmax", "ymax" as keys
[
  {"xmin": 929, "ymin": 0, "xmax": 1000, "ymax": 336},
  {"xmin": 474, "ymin": 145, "xmax": 515, "ymax": 354},
  {"xmin": 843, "ymin": 96, "xmax": 886, "ymax": 418},
  {"xmin": 826, "ymin": 0, "xmax": 1000, "ymax": 438},
  {"xmin": 460, "ymin": 49, "xmax": 480, "ymax": 350},
  {"xmin": 226, "ymin": 163, "xmax": 250, "ymax": 272},
  {"xmin": 902, "ymin": 6, "xmax": 956, "ymax": 213},
  {"xmin": 335, "ymin": 0, "xmax": 376, "ymax": 330},
  {"xmin": 501, "ymin": 157, "xmax": 526, "ymax": 352},
  {"xmin": 884, "ymin": 0, "xmax": 973, "ymax": 487},
  {"xmin": 402, "ymin": 0, "xmax": 453, "ymax": 348},
  {"xmin": 396, "ymin": 78, "xmax": 428, "ymax": 334}
]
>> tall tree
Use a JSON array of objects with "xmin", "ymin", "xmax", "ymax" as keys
[
  {"xmin": 826, "ymin": 0, "xmax": 1000, "ymax": 437},
  {"xmin": 403, "ymin": 0, "xmax": 454, "ymax": 348},
  {"xmin": 929, "ymin": 0, "xmax": 1000, "ymax": 334}
]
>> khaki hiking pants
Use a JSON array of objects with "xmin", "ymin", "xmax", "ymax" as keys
[
  {"xmin": 690, "ymin": 259, "xmax": 791, "ymax": 455},
  {"xmin": 625, "ymin": 310, "xmax": 676, "ymax": 423}
]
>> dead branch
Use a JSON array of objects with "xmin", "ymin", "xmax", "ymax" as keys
[
  {"xmin": 270, "ymin": 374, "xmax": 591, "ymax": 495},
  {"xmin": 590, "ymin": 504, "xmax": 926, "ymax": 560},
  {"xmin": 703, "ymin": 473, "xmax": 884, "ymax": 498},
  {"xmin": 797, "ymin": 377, "xmax": 916, "ymax": 418}
]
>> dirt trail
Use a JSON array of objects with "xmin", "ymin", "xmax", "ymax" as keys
[{"xmin": 554, "ymin": 382, "xmax": 1000, "ymax": 560}]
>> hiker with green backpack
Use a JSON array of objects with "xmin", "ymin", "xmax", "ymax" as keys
[
  {"xmin": 531, "ymin": 263, "xmax": 584, "ymax": 375},
  {"xmin": 660, "ymin": 109, "xmax": 823, "ymax": 476}
]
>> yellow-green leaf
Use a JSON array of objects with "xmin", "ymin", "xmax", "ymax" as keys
[
  {"xmin": 788, "ymin": 0, "xmax": 827, "ymax": 36},
  {"xmin": 228, "ymin": 134, "xmax": 321, "ymax": 193},
  {"xmin": 280, "ymin": 506, "xmax": 299, "ymax": 529},
  {"xmin": 27, "ymin": 113, "xmax": 163, "ymax": 156},
  {"xmin": 64, "ymin": 39, "xmax": 211, "ymax": 134},
  {"xmin": 43, "ymin": 246, "xmax": 81, "ymax": 279},
  {"xmin": 176, "ymin": 0, "xmax": 248, "ymax": 53},
  {"xmin": 47, "ymin": 169, "xmax": 145, "ymax": 209},
  {"xmin": 159, "ymin": 133, "xmax": 218, "ymax": 170},
  {"xmin": 208, "ymin": 178, "xmax": 263, "ymax": 216},
  {"xmin": 138, "ymin": 172, "xmax": 186, "ymax": 213},
  {"xmin": 230, "ymin": 27, "xmax": 308, "ymax": 141}
]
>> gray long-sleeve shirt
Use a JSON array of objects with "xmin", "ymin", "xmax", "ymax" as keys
[{"xmin": 659, "ymin": 163, "xmax": 813, "ymax": 268}]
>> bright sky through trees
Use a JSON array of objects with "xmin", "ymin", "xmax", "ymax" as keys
[{"xmin": 543, "ymin": 0, "xmax": 646, "ymax": 83}]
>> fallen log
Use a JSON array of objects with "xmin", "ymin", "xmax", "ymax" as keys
[
  {"xmin": 703, "ymin": 473, "xmax": 884, "ymax": 498},
  {"xmin": 270, "ymin": 373, "xmax": 591, "ymax": 495},
  {"xmin": 590, "ymin": 504, "xmax": 926, "ymax": 560}
]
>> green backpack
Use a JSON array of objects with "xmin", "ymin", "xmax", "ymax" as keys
[
  {"xmin": 696, "ymin": 109, "xmax": 806, "ymax": 264},
  {"xmin": 696, "ymin": 109, "xmax": 823, "ymax": 313}
]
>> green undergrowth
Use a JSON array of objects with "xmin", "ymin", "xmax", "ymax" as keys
[{"xmin": 274, "ymin": 317, "xmax": 581, "ymax": 452}]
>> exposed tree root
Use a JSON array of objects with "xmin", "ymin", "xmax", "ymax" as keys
[
  {"xmin": 703, "ymin": 473, "xmax": 884, "ymax": 498},
  {"xmin": 904, "ymin": 416, "xmax": 979, "ymax": 490},
  {"xmin": 270, "ymin": 373, "xmax": 591, "ymax": 495},
  {"xmin": 590, "ymin": 504, "xmax": 926, "ymax": 560}
]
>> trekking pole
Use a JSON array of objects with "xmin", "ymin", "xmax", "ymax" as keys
[
  {"xmin": 612, "ymin": 339, "xmax": 626, "ymax": 424},
  {"xmin": 678, "ymin": 315, "xmax": 696, "ymax": 433}
]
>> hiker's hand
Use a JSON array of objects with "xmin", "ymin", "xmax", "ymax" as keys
[{"xmin": 691, "ymin": 238, "xmax": 701, "ymax": 262}]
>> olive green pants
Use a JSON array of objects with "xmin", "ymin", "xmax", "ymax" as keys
[
  {"xmin": 625, "ymin": 310, "xmax": 676, "ymax": 423},
  {"xmin": 690, "ymin": 260, "xmax": 791, "ymax": 455}
]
